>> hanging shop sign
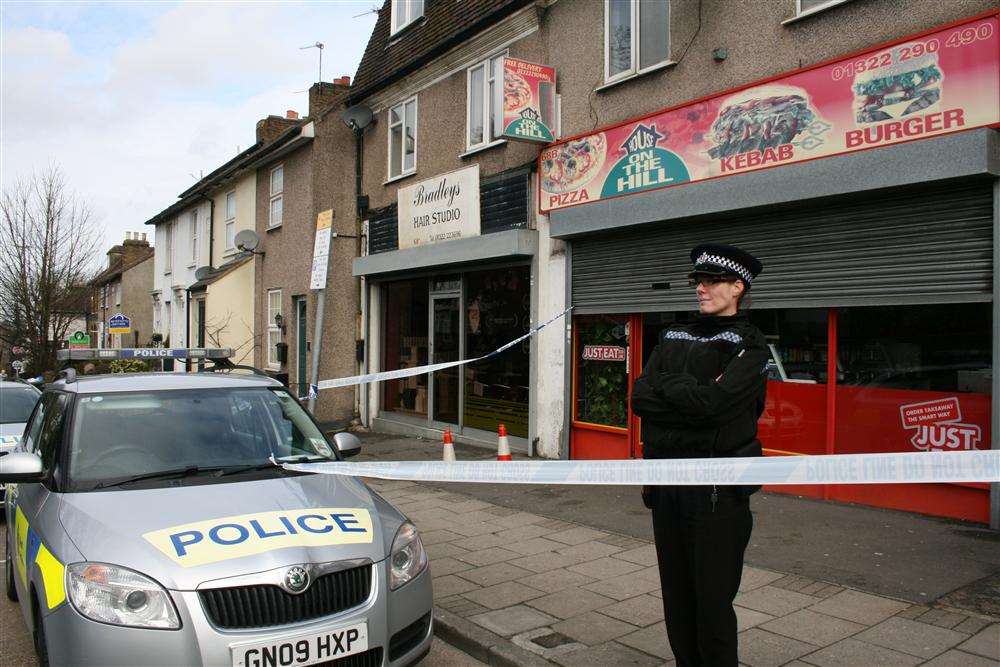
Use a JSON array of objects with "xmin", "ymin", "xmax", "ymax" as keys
[
  {"xmin": 502, "ymin": 57, "xmax": 557, "ymax": 143},
  {"xmin": 581, "ymin": 345, "xmax": 626, "ymax": 362},
  {"xmin": 68, "ymin": 331, "xmax": 91, "ymax": 350},
  {"xmin": 539, "ymin": 13, "xmax": 999, "ymax": 212},
  {"xmin": 108, "ymin": 313, "xmax": 131, "ymax": 335},
  {"xmin": 397, "ymin": 164, "xmax": 481, "ymax": 250}
]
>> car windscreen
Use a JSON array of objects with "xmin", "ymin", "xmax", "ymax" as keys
[
  {"xmin": 0, "ymin": 385, "xmax": 40, "ymax": 424},
  {"xmin": 67, "ymin": 388, "xmax": 337, "ymax": 486}
]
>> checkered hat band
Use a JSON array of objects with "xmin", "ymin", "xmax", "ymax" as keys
[{"xmin": 695, "ymin": 253, "xmax": 753, "ymax": 284}]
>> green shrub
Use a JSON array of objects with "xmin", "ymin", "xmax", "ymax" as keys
[{"xmin": 109, "ymin": 359, "xmax": 151, "ymax": 374}]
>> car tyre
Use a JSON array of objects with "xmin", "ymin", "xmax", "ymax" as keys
[
  {"xmin": 33, "ymin": 592, "xmax": 50, "ymax": 667},
  {"xmin": 4, "ymin": 526, "xmax": 16, "ymax": 602}
]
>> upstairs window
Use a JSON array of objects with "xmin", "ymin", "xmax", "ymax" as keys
[
  {"xmin": 189, "ymin": 209, "xmax": 198, "ymax": 266},
  {"xmin": 267, "ymin": 289, "xmax": 283, "ymax": 369},
  {"xmin": 605, "ymin": 0, "xmax": 670, "ymax": 83},
  {"xmin": 467, "ymin": 53, "xmax": 506, "ymax": 150},
  {"xmin": 163, "ymin": 223, "xmax": 173, "ymax": 274},
  {"xmin": 796, "ymin": 0, "xmax": 852, "ymax": 16},
  {"xmin": 225, "ymin": 191, "xmax": 237, "ymax": 250},
  {"xmin": 269, "ymin": 165, "xmax": 283, "ymax": 228},
  {"xmin": 391, "ymin": 0, "xmax": 424, "ymax": 35},
  {"xmin": 388, "ymin": 97, "xmax": 417, "ymax": 179}
]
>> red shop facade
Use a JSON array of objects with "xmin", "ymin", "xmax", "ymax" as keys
[{"xmin": 543, "ymin": 14, "xmax": 1000, "ymax": 525}]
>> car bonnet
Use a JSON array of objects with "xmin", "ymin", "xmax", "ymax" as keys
[{"xmin": 58, "ymin": 472, "xmax": 388, "ymax": 591}]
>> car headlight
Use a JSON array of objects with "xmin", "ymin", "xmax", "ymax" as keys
[
  {"xmin": 389, "ymin": 522, "xmax": 427, "ymax": 591},
  {"xmin": 67, "ymin": 563, "xmax": 180, "ymax": 630}
]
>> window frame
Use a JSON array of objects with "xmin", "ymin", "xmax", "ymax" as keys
[
  {"xmin": 163, "ymin": 223, "xmax": 173, "ymax": 274},
  {"xmin": 390, "ymin": 0, "xmax": 424, "ymax": 36},
  {"xmin": 604, "ymin": 0, "xmax": 671, "ymax": 85},
  {"xmin": 189, "ymin": 209, "xmax": 199, "ymax": 267},
  {"xmin": 269, "ymin": 165, "xmax": 284, "ymax": 228},
  {"xmin": 466, "ymin": 52, "xmax": 508, "ymax": 152},
  {"xmin": 267, "ymin": 289, "xmax": 283, "ymax": 369},
  {"xmin": 387, "ymin": 96, "xmax": 418, "ymax": 181},
  {"xmin": 796, "ymin": 0, "xmax": 852, "ymax": 17}
]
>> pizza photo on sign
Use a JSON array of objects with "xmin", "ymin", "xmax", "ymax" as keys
[
  {"xmin": 541, "ymin": 132, "xmax": 608, "ymax": 194},
  {"xmin": 504, "ymin": 69, "xmax": 533, "ymax": 114},
  {"xmin": 853, "ymin": 53, "xmax": 943, "ymax": 123},
  {"xmin": 707, "ymin": 85, "xmax": 818, "ymax": 159}
]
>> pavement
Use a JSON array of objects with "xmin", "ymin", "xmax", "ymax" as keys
[{"xmin": 352, "ymin": 431, "xmax": 1000, "ymax": 666}]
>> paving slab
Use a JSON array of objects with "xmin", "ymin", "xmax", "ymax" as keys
[
  {"xmin": 493, "ymin": 524, "xmax": 554, "ymax": 543},
  {"xmin": 800, "ymin": 637, "xmax": 922, "ymax": 666},
  {"xmin": 597, "ymin": 594, "xmax": 664, "ymax": 627},
  {"xmin": 735, "ymin": 605, "xmax": 775, "ymax": 632},
  {"xmin": 552, "ymin": 641, "xmax": 661, "ymax": 666},
  {"xmin": 455, "ymin": 562, "xmax": 534, "ymax": 588},
  {"xmin": 735, "ymin": 585, "xmax": 821, "ymax": 617},
  {"xmin": 957, "ymin": 623, "xmax": 1000, "ymax": 661},
  {"xmin": 551, "ymin": 610, "xmax": 638, "ymax": 646},
  {"xmin": 807, "ymin": 588, "xmax": 909, "ymax": 625},
  {"xmin": 854, "ymin": 616, "xmax": 966, "ymax": 659},
  {"xmin": 492, "ymin": 512, "xmax": 549, "ymax": 528},
  {"xmin": 760, "ymin": 609, "xmax": 865, "ymax": 647},
  {"xmin": 435, "ymin": 574, "xmax": 483, "ymax": 598},
  {"xmin": 511, "ymin": 627, "xmax": 587, "ymax": 661},
  {"xmin": 426, "ymin": 542, "xmax": 471, "ymax": 559},
  {"xmin": 431, "ymin": 557, "xmax": 475, "ymax": 577},
  {"xmin": 505, "ymin": 537, "xmax": 568, "ymax": 556},
  {"xmin": 738, "ymin": 627, "xmax": 817, "ymax": 667},
  {"xmin": 555, "ymin": 540, "xmax": 624, "ymax": 564},
  {"xmin": 617, "ymin": 621, "xmax": 675, "ymax": 660},
  {"xmin": 738, "ymin": 566, "xmax": 789, "ymax": 592},
  {"xmin": 612, "ymin": 544, "xmax": 659, "ymax": 566},
  {"xmin": 461, "ymin": 581, "xmax": 545, "ymax": 610},
  {"xmin": 922, "ymin": 648, "xmax": 1000, "ymax": 666},
  {"xmin": 450, "ymin": 533, "xmax": 510, "ymax": 551},
  {"xmin": 546, "ymin": 526, "xmax": 610, "ymax": 546},
  {"xmin": 450, "ymin": 521, "xmax": 504, "ymax": 537},
  {"xmin": 518, "ymin": 568, "xmax": 595, "ymax": 594},
  {"xmin": 582, "ymin": 571, "xmax": 661, "ymax": 601},
  {"xmin": 420, "ymin": 529, "xmax": 465, "ymax": 546},
  {"xmin": 526, "ymin": 587, "xmax": 618, "ymax": 619},
  {"xmin": 567, "ymin": 556, "xmax": 644, "ymax": 579},
  {"xmin": 469, "ymin": 605, "xmax": 558, "ymax": 637},
  {"xmin": 508, "ymin": 552, "xmax": 579, "ymax": 573},
  {"xmin": 455, "ymin": 547, "xmax": 521, "ymax": 567},
  {"xmin": 955, "ymin": 615, "xmax": 992, "ymax": 635}
]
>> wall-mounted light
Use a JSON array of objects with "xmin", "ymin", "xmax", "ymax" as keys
[{"xmin": 274, "ymin": 313, "xmax": 286, "ymax": 334}]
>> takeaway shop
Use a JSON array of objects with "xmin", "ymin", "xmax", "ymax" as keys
[
  {"xmin": 356, "ymin": 163, "xmax": 538, "ymax": 451},
  {"xmin": 540, "ymin": 13, "xmax": 999, "ymax": 523}
]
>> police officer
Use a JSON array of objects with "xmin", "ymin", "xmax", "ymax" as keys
[{"xmin": 631, "ymin": 243, "xmax": 767, "ymax": 667}]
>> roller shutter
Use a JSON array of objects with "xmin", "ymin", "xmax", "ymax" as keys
[{"xmin": 571, "ymin": 181, "xmax": 994, "ymax": 313}]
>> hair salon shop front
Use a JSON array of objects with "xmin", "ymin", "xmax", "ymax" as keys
[{"xmin": 541, "ymin": 15, "xmax": 999, "ymax": 524}]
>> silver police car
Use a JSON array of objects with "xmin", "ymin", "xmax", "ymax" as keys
[{"xmin": 1, "ymin": 349, "xmax": 432, "ymax": 667}]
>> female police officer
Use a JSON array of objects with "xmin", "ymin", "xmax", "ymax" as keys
[{"xmin": 631, "ymin": 243, "xmax": 767, "ymax": 667}]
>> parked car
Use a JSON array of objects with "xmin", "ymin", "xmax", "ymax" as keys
[
  {"xmin": 0, "ymin": 380, "xmax": 42, "ymax": 500},
  {"xmin": 1, "ymin": 348, "xmax": 432, "ymax": 667}
]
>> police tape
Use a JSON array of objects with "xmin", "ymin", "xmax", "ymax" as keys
[
  {"xmin": 315, "ymin": 307, "xmax": 572, "ymax": 391},
  {"xmin": 285, "ymin": 450, "xmax": 1000, "ymax": 486}
]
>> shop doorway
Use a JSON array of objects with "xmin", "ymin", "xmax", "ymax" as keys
[{"xmin": 430, "ymin": 293, "xmax": 461, "ymax": 425}]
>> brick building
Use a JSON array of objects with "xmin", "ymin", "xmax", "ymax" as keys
[{"xmin": 89, "ymin": 232, "xmax": 155, "ymax": 348}]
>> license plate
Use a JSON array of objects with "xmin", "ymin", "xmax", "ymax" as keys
[{"xmin": 230, "ymin": 621, "xmax": 368, "ymax": 667}]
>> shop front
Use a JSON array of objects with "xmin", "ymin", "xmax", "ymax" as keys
[
  {"xmin": 544, "ymin": 13, "xmax": 999, "ymax": 524},
  {"xmin": 356, "ymin": 164, "xmax": 541, "ymax": 451}
]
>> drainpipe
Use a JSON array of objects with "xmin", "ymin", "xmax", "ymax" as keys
[
  {"xmin": 354, "ymin": 127, "xmax": 367, "ymax": 424},
  {"xmin": 185, "ymin": 287, "xmax": 191, "ymax": 371}
]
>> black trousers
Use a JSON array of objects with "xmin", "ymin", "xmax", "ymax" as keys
[{"xmin": 651, "ymin": 486, "xmax": 753, "ymax": 667}]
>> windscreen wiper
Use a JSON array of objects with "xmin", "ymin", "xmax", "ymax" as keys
[
  {"xmin": 93, "ymin": 466, "xmax": 230, "ymax": 490},
  {"xmin": 217, "ymin": 462, "xmax": 286, "ymax": 477}
]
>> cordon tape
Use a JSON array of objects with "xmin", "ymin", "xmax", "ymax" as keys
[
  {"xmin": 286, "ymin": 450, "xmax": 1000, "ymax": 486},
  {"xmin": 314, "ymin": 307, "xmax": 572, "ymax": 392}
]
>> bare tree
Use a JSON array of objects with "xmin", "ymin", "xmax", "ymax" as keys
[
  {"xmin": 0, "ymin": 168, "xmax": 103, "ymax": 374},
  {"xmin": 204, "ymin": 311, "xmax": 260, "ymax": 366}
]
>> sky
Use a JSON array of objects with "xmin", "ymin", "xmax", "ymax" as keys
[{"xmin": 1, "ymin": 0, "xmax": 379, "ymax": 253}]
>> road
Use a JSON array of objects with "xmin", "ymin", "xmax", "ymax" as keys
[{"xmin": 0, "ymin": 527, "xmax": 482, "ymax": 667}]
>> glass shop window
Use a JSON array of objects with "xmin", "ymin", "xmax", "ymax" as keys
[
  {"xmin": 575, "ymin": 315, "xmax": 630, "ymax": 429},
  {"xmin": 382, "ymin": 277, "xmax": 430, "ymax": 416},
  {"xmin": 463, "ymin": 267, "xmax": 530, "ymax": 438},
  {"xmin": 837, "ymin": 304, "xmax": 992, "ymax": 393},
  {"xmin": 749, "ymin": 309, "xmax": 829, "ymax": 384}
]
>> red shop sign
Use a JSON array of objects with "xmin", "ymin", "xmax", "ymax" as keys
[
  {"xmin": 539, "ymin": 11, "xmax": 999, "ymax": 213},
  {"xmin": 582, "ymin": 345, "xmax": 626, "ymax": 362}
]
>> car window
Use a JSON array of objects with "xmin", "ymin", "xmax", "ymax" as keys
[
  {"xmin": 0, "ymin": 386, "xmax": 41, "ymax": 424},
  {"xmin": 21, "ymin": 393, "xmax": 48, "ymax": 454},
  {"xmin": 67, "ymin": 388, "xmax": 337, "ymax": 487},
  {"xmin": 36, "ymin": 393, "xmax": 69, "ymax": 471}
]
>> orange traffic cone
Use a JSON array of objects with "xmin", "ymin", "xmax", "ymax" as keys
[
  {"xmin": 496, "ymin": 424, "xmax": 512, "ymax": 461},
  {"xmin": 442, "ymin": 429, "xmax": 456, "ymax": 462}
]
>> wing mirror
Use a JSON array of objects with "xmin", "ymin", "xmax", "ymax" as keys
[
  {"xmin": 332, "ymin": 432, "xmax": 362, "ymax": 459},
  {"xmin": 0, "ymin": 452, "xmax": 44, "ymax": 483}
]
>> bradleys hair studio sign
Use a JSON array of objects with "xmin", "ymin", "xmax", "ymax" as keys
[
  {"xmin": 539, "ymin": 12, "xmax": 999, "ymax": 212},
  {"xmin": 397, "ymin": 165, "xmax": 481, "ymax": 250}
]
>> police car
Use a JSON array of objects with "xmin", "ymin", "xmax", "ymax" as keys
[{"xmin": 1, "ymin": 348, "xmax": 432, "ymax": 667}]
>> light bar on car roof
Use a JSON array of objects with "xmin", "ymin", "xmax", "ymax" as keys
[{"xmin": 56, "ymin": 348, "xmax": 234, "ymax": 361}]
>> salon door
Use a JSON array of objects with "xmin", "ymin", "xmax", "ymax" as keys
[{"xmin": 570, "ymin": 314, "xmax": 642, "ymax": 460}]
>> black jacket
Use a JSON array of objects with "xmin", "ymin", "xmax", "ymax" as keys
[{"xmin": 631, "ymin": 313, "xmax": 768, "ymax": 460}]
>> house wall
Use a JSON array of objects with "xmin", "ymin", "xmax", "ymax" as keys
[
  {"xmin": 211, "ymin": 172, "xmax": 257, "ymax": 265},
  {"xmin": 121, "ymin": 256, "xmax": 154, "ymax": 346},
  {"xmin": 204, "ymin": 259, "xmax": 256, "ymax": 364},
  {"xmin": 151, "ymin": 200, "xmax": 210, "ymax": 349}
]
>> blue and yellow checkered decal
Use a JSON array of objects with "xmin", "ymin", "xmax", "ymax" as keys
[{"xmin": 14, "ymin": 507, "xmax": 65, "ymax": 610}]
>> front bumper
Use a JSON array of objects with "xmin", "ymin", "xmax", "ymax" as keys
[{"xmin": 44, "ymin": 560, "xmax": 433, "ymax": 666}]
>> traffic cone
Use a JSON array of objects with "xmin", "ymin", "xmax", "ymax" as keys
[
  {"xmin": 442, "ymin": 429, "xmax": 456, "ymax": 462},
  {"xmin": 496, "ymin": 424, "xmax": 512, "ymax": 461}
]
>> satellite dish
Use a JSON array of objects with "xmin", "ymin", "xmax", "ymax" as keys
[
  {"xmin": 234, "ymin": 229, "xmax": 261, "ymax": 252},
  {"xmin": 341, "ymin": 105, "xmax": 373, "ymax": 131},
  {"xmin": 194, "ymin": 265, "xmax": 213, "ymax": 282}
]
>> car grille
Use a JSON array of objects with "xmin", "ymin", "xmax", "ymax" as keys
[
  {"xmin": 315, "ymin": 647, "xmax": 383, "ymax": 667},
  {"xmin": 199, "ymin": 564, "xmax": 372, "ymax": 629}
]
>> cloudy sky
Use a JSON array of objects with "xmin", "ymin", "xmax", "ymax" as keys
[{"xmin": 1, "ymin": 1, "xmax": 379, "ymax": 253}]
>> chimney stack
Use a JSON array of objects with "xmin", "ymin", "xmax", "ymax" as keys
[
  {"xmin": 308, "ymin": 76, "xmax": 352, "ymax": 117},
  {"xmin": 256, "ymin": 115, "xmax": 300, "ymax": 143},
  {"xmin": 286, "ymin": 110, "xmax": 299, "ymax": 120}
]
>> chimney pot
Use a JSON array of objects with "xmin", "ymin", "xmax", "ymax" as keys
[
  {"xmin": 335, "ymin": 76, "xmax": 351, "ymax": 86},
  {"xmin": 286, "ymin": 110, "xmax": 299, "ymax": 120}
]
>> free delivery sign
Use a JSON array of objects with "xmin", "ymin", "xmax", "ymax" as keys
[{"xmin": 501, "ymin": 57, "xmax": 557, "ymax": 143}]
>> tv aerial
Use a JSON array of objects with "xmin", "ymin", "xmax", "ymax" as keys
[
  {"xmin": 194, "ymin": 266, "xmax": 213, "ymax": 282},
  {"xmin": 300, "ymin": 42, "xmax": 324, "ymax": 82}
]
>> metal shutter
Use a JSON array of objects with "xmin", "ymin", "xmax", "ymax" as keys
[{"xmin": 572, "ymin": 181, "xmax": 994, "ymax": 313}]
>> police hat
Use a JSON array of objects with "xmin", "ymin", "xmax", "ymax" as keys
[{"xmin": 689, "ymin": 243, "xmax": 763, "ymax": 287}]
